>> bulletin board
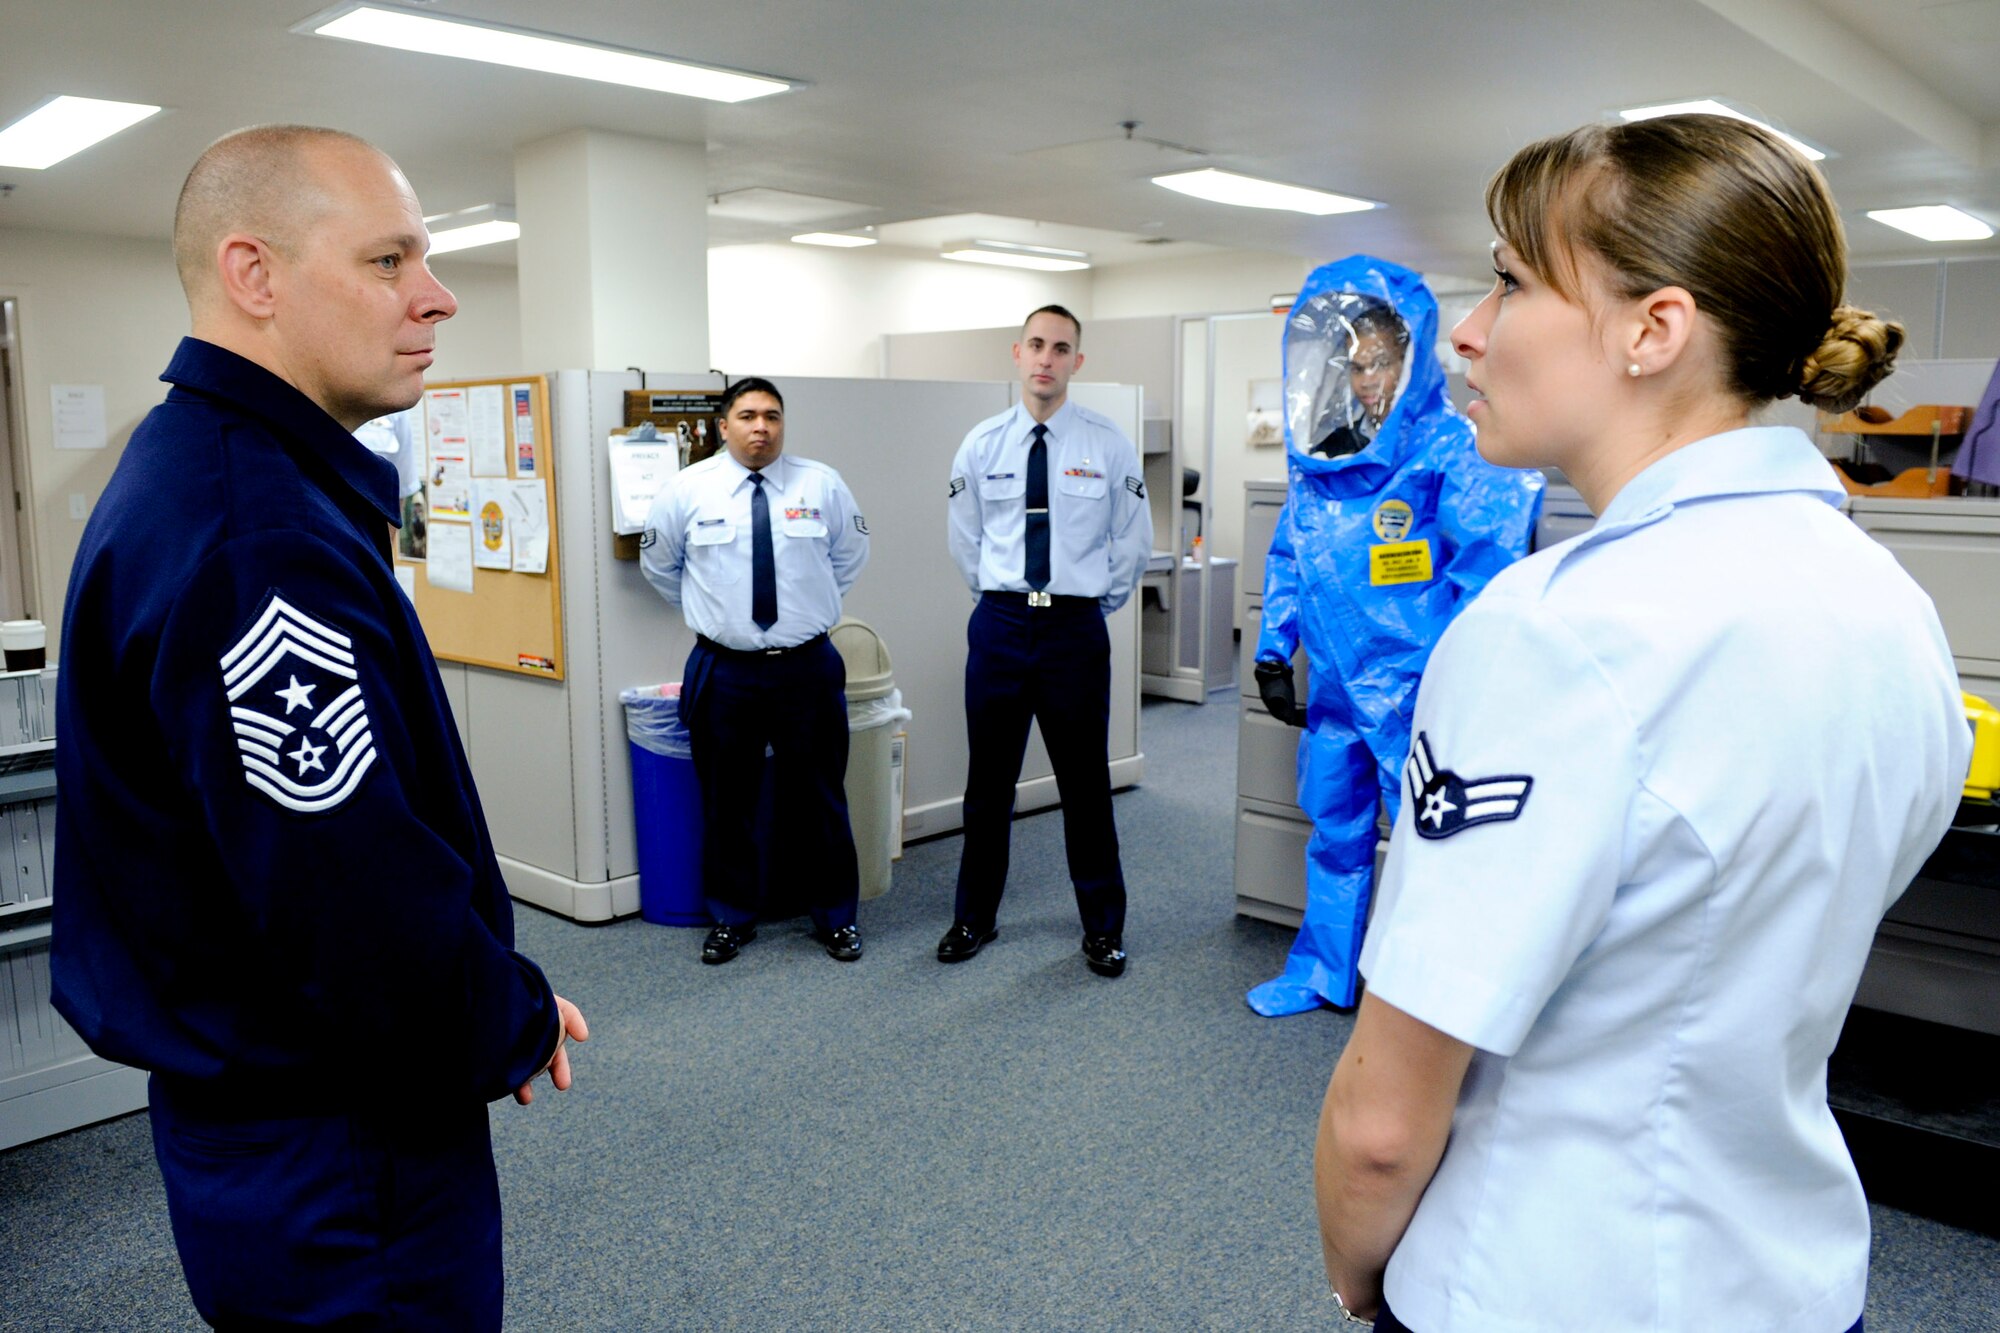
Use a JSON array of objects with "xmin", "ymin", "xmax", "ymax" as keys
[{"xmin": 396, "ymin": 375, "xmax": 565, "ymax": 679}]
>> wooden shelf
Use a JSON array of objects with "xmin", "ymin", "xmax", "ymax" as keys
[{"xmin": 1820, "ymin": 404, "xmax": 1972, "ymax": 436}]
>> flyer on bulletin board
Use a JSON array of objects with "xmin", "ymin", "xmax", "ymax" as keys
[
  {"xmin": 468, "ymin": 383, "xmax": 508, "ymax": 476},
  {"xmin": 426, "ymin": 518, "xmax": 474, "ymax": 592},
  {"xmin": 424, "ymin": 388, "xmax": 472, "ymax": 519},
  {"xmin": 473, "ymin": 481, "xmax": 512, "ymax": 570},
  {"xmin": 511, "ymin": 382, "xmax": 538, "ymax": 477},
  {"xmin": 508, "ymin": 479, "xmax": 549, "ymax": 573}
]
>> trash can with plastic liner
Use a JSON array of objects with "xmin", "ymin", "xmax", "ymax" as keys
[
  {"xmin": 830, "ymin": 618, "xmax": 910, "ymax": 901},
  {"xmin": 620, "ymin": 683, "xmax": 707, "ymax": 926}
]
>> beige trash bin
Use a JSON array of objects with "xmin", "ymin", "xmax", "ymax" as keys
[{"xmin": 830, "ymin": 617, "xmax": 908, "ymax": 900}]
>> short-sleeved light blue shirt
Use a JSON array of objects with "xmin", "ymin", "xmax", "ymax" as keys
[
  {"xmin": 1362, "ymin": 426, "xmax": 1968, "ymax": 1333},
  {"xmin": 641, "ymin": 451, "xmax": 868, "ymax": 650},
  {"xmin": 946, "ymin": 399, "xmax": 1152, "ymax": 613}
]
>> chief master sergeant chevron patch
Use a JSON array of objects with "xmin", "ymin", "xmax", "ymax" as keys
[{"xmin": 219, "ymin": 594, "xmax": 378, "ymax": 815}]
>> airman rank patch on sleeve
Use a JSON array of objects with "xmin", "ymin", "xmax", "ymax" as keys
[
  {"xmin": 1124, "ymin": 476, "xmax": 1146, "ymax": 497},
  {"xmin": 854, "ymin": 514, "xmax": 869, "ymax": 534},
  {"xmin": 949, "ymin": 476, "xmax": 967, "ymax": 498},
  {"xmin": 1404, "ymin": 732, "xmax": 1531, "ymax": 840},
  {"xmin": 219, "ymin": 594, "xmax": 378, "ymax": 815}
]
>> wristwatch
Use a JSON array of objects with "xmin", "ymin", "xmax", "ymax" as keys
[{"xmin": 1331, "ymin": 1292, "xmax": 1374, "ymax": 1328}]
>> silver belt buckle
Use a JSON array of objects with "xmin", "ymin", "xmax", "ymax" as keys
[{"xmin": 1027, "ymin": 590, "xmax": 1052, "ymax": 608}]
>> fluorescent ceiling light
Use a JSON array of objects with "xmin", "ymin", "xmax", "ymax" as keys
[
  {"xmin": 939, "ymin": 239, "xmax": 1091, "ymax": 272},
  {"xmin": 0, "ymin": 96, "xmax": 161, "ymax": 170},
  {"xmin": 792, "ymin": 232, "xmax": 877, "ymax": 248},
  {"xmin": 1866, "ymin": 205, "xmax": 1994, "ymax": 243},
  {"xmin": 300, "ymin": 3, "xmax": 790, "ymax": 103},
  {"xmin": 1617, "ymin": 99, "xmax": 1826, "ymax": 161},
  {"xmin": 1152, "ymin": 168, "xmax": 1376, "ymax": 216},
  {"xmin": 425, "ymin": 204, "xmax": 519, "ymax": 255}
]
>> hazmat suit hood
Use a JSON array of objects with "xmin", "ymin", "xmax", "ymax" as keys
[{"xmin": 1284, "ymin": 255, "xmax": 1450, "ymax": 493}]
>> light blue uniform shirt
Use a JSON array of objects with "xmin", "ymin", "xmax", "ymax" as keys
[
  {"xmin": 642, "ymin": 451, "xmax": 868, "ymax": 650},
  {"xmin": 353, "ymin": 407, "xmax": 422, "ymax": 500},
  {"xmin": 947, "ymin": 400, "xmax": 1152, "ymax": 613},
  {"xmin": 1360, "ymin": 427, "xmax": 1968, "ymax": 1333}
]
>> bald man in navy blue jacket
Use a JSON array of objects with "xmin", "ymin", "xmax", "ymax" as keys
[{"xmin": 52, "ymin": 125, "xmax": 587, "ymax": 1330}]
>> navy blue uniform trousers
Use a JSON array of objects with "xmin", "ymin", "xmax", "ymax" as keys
[
  {"xmin": 680, "ymin": 635, "xmax": 859, "ymax": 931},
  {"xmin": 149, "ymin": 1076, "xmax": 500, "ymax": 1330},
  {"xmin": 1376, "ymin": 1301, "xmax": 1864, "ymax": 1331},
  {"xmin": 955, "ymin": 592, "xmax": 1126, "ymax": 935}
]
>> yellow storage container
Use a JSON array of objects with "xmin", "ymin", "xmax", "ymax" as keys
[{"xmin": 1963, "ymin": 692, "xmax": 2000, "ymax": 801}]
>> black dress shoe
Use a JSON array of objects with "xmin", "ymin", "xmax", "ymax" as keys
[
  {"xmin": 701, "ymin": 922, "xmax": 756, "ymax": 965},
  {"xmin": 1082, "ymin": 933, "xmax": 1126, "ymax": 978},
  {"xmin": 936, "ymin": 922, "xmax": 998, "ymax": 963},
  {"xmin": 816, "ymin": 924, "xmax": 863, "ymax": 962}
]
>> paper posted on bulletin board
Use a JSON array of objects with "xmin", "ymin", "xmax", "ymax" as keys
[{"xmin": 396, "ymin": 376, "xmax": 564, "ymax": 680}]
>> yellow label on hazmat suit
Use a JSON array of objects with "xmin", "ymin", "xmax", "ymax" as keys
[{"xmin": 1369, "ymin": 538, "xmax": 1434, "ymax": 586}]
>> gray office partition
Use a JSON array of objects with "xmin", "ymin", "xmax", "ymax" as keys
[{"xmin": 446, "ymin": 370, "xmax": 1146, "ymax": 921}]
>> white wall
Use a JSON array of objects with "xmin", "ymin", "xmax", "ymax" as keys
[
  {"xmin": 426, "ymin": 260, "xmax": 525, "ymax": 381},
  {"xmin": 0, "ymin": 228, "xmax": 188, "ymax": 631},
  {"xmin": 1093, "ymin": 250, "xmax": 1314, "ymax": 320},
  {"xmin": 707, "ymin": 243, "xmax": 1091, "ymax": 379},
  {"xmin": 1205, "ymin": 314, "xmax": 1288, "ymax": 589}
]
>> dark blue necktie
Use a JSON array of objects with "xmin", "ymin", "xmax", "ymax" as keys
[
  {"xmin": 1024, "ymin": 424, "xmax": 1051, "ymax": 591},
  {"xmin": 749, "ymin": 471, "xmax": 777, "ymax": 630}
]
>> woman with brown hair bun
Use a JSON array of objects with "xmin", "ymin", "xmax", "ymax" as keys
[{"xmin": 1311, "ymin": 115, "xmax": 1967, "ymax": 1333}]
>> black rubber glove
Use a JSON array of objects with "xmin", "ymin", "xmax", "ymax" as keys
[{"xmin": 1255, "ymin": 658, "xmax": 1303, "ymax": 727}]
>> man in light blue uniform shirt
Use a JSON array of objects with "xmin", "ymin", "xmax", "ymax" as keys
[
  {"xmin": 942, "ymin": 305, "xmax": 1153, "ymax": 976},
  {"xmin": 642, "ymin": 378, "xmax": 871, "ymax": 964}
]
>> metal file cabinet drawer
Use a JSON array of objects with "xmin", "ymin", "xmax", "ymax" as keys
[
  {"xmin": 1238, "ymin": 704, "xmax": 1306, "ymax": 810},
  {"xmin": 1535, "ymin": 482, "xmax": 1593, "ymax": 552},
  {"xmin": 1238, "ymin": 605, "xmax": 1307, "ymax": 702},
  {"xmin": 1957, "ymin": 658, "xmax": 2000, "ymax": 704},
  {"xmin": 1235, "ymin": 799, "xmax": 1310, "ymax": 926},
  {"xmin": 0, "ymin": 670, "xmax": 56, "ymax": 752},
  {"xmin": 1241, "ymin": 480, "xmax": 1287, "ymax": 601},
  {"xmin": 1851, "ymin": 498, "xmax": 2000, "ymax": 663}
]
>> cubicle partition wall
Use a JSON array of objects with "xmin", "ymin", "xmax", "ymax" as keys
[{"xmin": 437, "ymin": 370, "xmax": 1146, "ymax": 922}]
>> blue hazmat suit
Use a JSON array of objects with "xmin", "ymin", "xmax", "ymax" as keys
[{"xmin": 1246, "ymin": 256, "xmax": 1543, "ymax": 1016}]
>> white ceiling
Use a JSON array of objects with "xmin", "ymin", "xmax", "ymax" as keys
[{"xmin": 8, "ymin": 0, "xmax": 2000, "ymax": 277}]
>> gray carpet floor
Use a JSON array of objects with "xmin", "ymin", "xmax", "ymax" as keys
[{"xmin": 4, "ymin": 695, "xmax": 1999, "ymax": 1330}]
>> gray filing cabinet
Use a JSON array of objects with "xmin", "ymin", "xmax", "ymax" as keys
[
  {"xmin": 1231, "ymin": 476, "xmax": 1590, "ymax": 926},
  {"xmin": 1847, "ymin": 497, "xmax": 2000, "ymax": 1034},
  {"xmin": 0, "ymin": 667, "xmax": 148, "ymax": 1150},
  {"xmin": 1234, "ymin": 481, "xmax": 1312, "ymax": 926}
]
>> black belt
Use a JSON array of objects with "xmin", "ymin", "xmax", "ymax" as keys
[
  {"xmin": 696, "ymin": 632, "xmax": 828, "ymax": 659},
  {"xmin": 982, "ymin": 590, "xmax": 1096, "ymax": 611}
]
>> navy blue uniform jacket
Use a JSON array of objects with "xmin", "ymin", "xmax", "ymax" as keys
[{"xmin": 52, "ymin": 339, "xmax": 558, "ymax": 1112}]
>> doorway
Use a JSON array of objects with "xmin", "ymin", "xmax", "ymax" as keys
[{"xmin": 0, "ymin": 298, "xmax": 34, "ymax": 619}]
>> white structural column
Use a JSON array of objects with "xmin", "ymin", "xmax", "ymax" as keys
[{"xmin": 515, "ymin": 129, "xmax": 709, "ymax": 371}]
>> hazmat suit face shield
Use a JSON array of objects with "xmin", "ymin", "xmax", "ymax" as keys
[{"xmin": 1285, "ymin": 292, "xmax": 1413, "ymax": 460}]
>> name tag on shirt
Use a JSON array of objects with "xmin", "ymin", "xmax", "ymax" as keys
[
  {"xmin": 1369, "ymin": 538, "xmax": 1434, "ymax": 586},
  {"xmin": 689, "ymin": 519, "xmax": 735, "ymax": 546}
]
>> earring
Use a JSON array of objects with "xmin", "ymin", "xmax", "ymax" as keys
[{"xmin": 1627, "ymin": 363, "xmax": 1642, "ymax": 378}]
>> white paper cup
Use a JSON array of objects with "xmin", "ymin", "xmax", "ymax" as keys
[{"xmin": 1, "ymin": 620, "xmax": 46, "ymax": 672}]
